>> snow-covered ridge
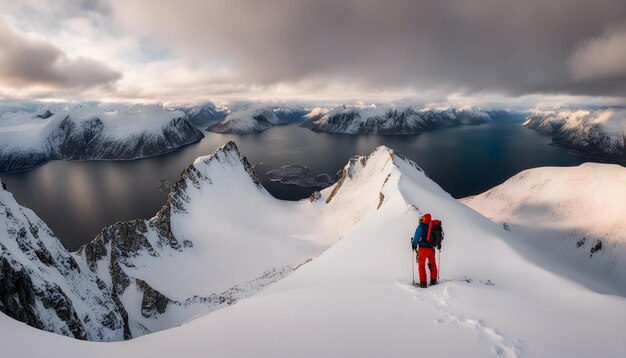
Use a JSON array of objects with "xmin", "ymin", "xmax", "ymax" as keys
[
  {"xmin": 524, "ymin": 108, "xmax": 626, "ymax": 160},
  {"xmin": 0, "ymin": 180, "xmax": 129, "ymax": 341},
  {"xmin": 0, "ymin": 104, "xmax": 204, "ymax": 173},
  {"xmin": 1, "ymin": 142, "xmax": 625, "ymax": 357},
  {"xmin": 302, "ymin": 105, "xmax": 501, "ymax": 134},
  {"xmin": 207, "ymin": 104, "xmax": 307, "ymax": 133},
  {"xmin": 73, "ymin": 141, "xmax": 402, "ymax": 337},
  {"xmin": 2, "ymin": 143, "xmax": 626, "ymax": 357},
  {"xmin": 463, "ymin": 162, "xmax": 626, "ymax": 295},
  {"xmin": 0, "ymin": 140, "xmax": 402, "ymax": 340}
]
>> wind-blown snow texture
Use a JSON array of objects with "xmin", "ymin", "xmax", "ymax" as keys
[
  {"xmin": 524, "ymin": 108, "xmax": 626, "ymax": 160},
  {"xmin": 302, "ymin": 105, "xmax": 499, "ymax": 134},
  {"xmin": 207, "ymin": 104, "xmax": 307, "ymax": 134},
  {"xmin": 463, "ymin": 163, "xmax": 626, "ymax": 296},
  {"xmin": 1, "ymin": 143, "xmax": 625, "ymax": 357},
  {"xmin": 0, "ymin": 104, "xmax": 204, "ymax": 173}
]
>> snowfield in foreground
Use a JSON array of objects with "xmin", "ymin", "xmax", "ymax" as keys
[{"xmin": 1, "ymin": 143, "xmax": 625, "ymax": 357}]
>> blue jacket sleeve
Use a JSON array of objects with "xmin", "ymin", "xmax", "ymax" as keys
[{"xmin": 412, "ymin": 225, "xmax": 423, "ymax": 247}]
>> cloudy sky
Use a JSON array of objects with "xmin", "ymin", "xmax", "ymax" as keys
[{"xmin": 1, "ymin": 0, "xmax": 625, "ymax": 107}]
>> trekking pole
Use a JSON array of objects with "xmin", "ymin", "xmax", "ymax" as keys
[
  {"xmin": 437, "ymin": 248, "xmax": 441, "ymax": 281},
  {"xmin": 412, "ymin": 248, "xmax": 415, "ymax": 286}
]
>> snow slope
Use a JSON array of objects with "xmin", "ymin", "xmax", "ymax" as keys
[
  {"xmin": 72, "ymin": 141, "xmax": 391, "ymax": 337},
  {"xmin": 1, "ymin": 144, "xmax": 625, "ymax": 357},
  {"xmin": 463, "ymin": 163, "xmax": 626, "ymax": 295},
  {"xmin": 207, "ymin": 104, "xmax": 307, "ymax": 133},
  {"xmin": 0, "ymin": 104, "xmax": 204, "ymax": 173},
  {"xmin": 302, "ymin": 105, "xmax": 498, "ymax": 134},
  {"xmin": 524, "ymin": 108, "xmax": 626, "ymax": 160}
]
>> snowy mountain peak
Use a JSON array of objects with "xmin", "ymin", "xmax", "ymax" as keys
[
  {"xmin": 2, "ymin": 143, "xmax": 626, "ymax": 356},
  {"xmin": 190, "ymin": 141, "xmax": 262, "ymax": 188}
]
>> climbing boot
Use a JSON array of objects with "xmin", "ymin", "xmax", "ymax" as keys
[
  {"xmin": 430, "ymin": 279, "xmax": 437, "ymax": 286},
  {"xmin": 419, "ymin": 282, "xmax": 427, "ymax": 288}
]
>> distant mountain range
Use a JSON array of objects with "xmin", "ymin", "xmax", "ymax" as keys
[
  {"xmin": 205, "ymin": 104, "xmax": 505, "ymax": 134},
  {"xmin": 206, "ymin": 104, "xmax": 308, "ymax": 134},
  {"xmin": 301, "ymin": 106, "xmax": 504, "ymax": 134},
  {"xmin": 524, "ymin": 108, "xmax": 626, "ymax": 161},
  {"xmin": 0, "ymin": 104, "xmax": 204, "ymax": 173}
]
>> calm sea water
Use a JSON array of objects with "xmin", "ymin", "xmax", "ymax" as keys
[{"xmin": 2, "ymin": 114, "xmax": 594, "ymax": 250}]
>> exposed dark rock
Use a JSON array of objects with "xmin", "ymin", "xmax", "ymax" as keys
[
  {"xmin": 136, "ymin": 279, "xmax": 171, "ymax": 318},
  {"xmin": 0, "ymin": 252, "xmax": 45, "ymax": 332},
  {"xmin": 309, "ymin": 191, "xmax": 322, "ymax": 202},
  {"xmin": 0, "ymin": 251, "xmax": 87, "ymax": 340},
  {"xmin": 590, "ymin": 240, "xmax": 603, "ymax": 257},
  {"xmin": 37, "ymin": 109, "xmax": 53, "ymax": 119},
  {"xmin": 326, "ymin": 155, "xmax": 367, "ymax": 204},
  {"xmin": 378, "ymin": 192, "xmax": 385, "ymax": 209}
]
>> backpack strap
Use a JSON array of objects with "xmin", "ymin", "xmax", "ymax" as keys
[{"xmin": 426, "ymin": 221, "xmax": 433, "ymax": 243}]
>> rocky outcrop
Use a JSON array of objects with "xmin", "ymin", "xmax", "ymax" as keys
[
  {"xmin": 0, "ymin": 181, "xmax": 130, "ymax": 341},
  {"xmin": 74, "ymin": 141, "xmax": 265, "ymax": 336},
  {"xmin": 136, "ymin": 279, "xmax": 171, "ymax": 318}
]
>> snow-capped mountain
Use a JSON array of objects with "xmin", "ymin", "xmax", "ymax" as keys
[
  {"xmin": 177, "ymin": 102, "xmax": 227, "ymax": 127},
  {"xmin": 463, "ymin": 163, "xmax": 626, "ymax": 295},
  {"xmin": 0, "ymin": 181, "xmax": 129, "ymax": 341},
  {"xmin": 1, "ymin": 143, "xmax": 625, "ymax": 357},
  {"xmin": 207, "ymin": 104, "xmax": 307, "ymax": 133},
  {"xmin": 302, "ymin": 105, "xmax": 499, "ymax": 134},
  {"xmin": 73, "ymin": 140, "xmax": 397, "ymax": 336},
  {"xmin": 0, "ymin": 141, "xmax": 390, "ymax": 339},
  {"xmin": 524, "ymin": 108, "xmax": 626, "ymax": 160},
  {"xmin": 0, "ymin": 104, "xmax": 204, "ymax": 173}
]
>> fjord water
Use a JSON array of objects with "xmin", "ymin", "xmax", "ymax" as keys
[{"xmin": 2, "ymin": 114, "xmax": 589, "ymax": 250}]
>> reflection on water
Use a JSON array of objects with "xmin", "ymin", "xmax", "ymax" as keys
[{"xmin": 2, "ymin": 115, "xmax": 596, "ymax": 250}]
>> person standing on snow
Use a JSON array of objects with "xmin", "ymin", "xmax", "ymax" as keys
[{"xmin": 411, "ymin": 213, "xmax": 439, "ymax": 288}]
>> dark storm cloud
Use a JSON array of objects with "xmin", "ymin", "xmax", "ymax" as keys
[
  {"xmin": 0, "ymin": 20, "xmax": 121, "ymax": 90},
  {"xmin": 109, "ymin": 0, "xmax": 626, "ymax": 97}
]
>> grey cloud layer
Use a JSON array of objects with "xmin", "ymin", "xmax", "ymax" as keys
[
  {"xmin": 0, "ymin": 20, "xmax": 121, "ymax": 91},
  {"xmin": 108, "ymin": 0, "xmax": 626, "ymax": 97}
]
